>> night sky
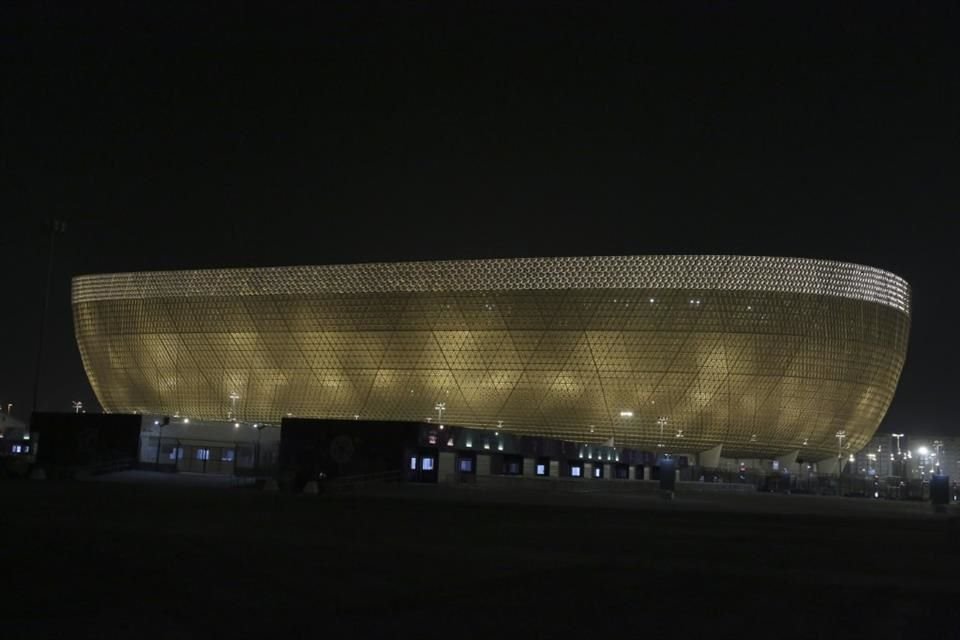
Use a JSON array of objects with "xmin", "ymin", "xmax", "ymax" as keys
[{"xmin": 2, "ymin": 2, "xmax": 957, "ymax": 433}]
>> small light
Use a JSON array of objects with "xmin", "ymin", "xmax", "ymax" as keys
[
  {"xmin": 23, "ymin": 434, "xmax": 30, "ymax": 440},
  {"xmin": 619, "ymin": 410, "xmax": 634, "ymax": 418},
  {"xmin": 439, "ymin": 424, "xmax": 445, "ymax": 430},
  {"xmin": 649, "ymin": 298, "xmax": 655, "ymax": 303},
  {"xmin": 183, "ymin": 418, "xmax": 189, "ymax": 424},
  {"xmin": 234, "ymin": 423, "xmax": 240, "ymax": 428},
  {"xmin": 154, "ymin": 420, "xmax": 159, "ymax": 425}
]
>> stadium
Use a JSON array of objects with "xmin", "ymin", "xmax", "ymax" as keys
[{"xmin": 72, "ymin": 255, "xmax": 910, "ymax": 471}]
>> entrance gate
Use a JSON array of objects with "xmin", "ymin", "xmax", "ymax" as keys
[{"xmin": 178, "ymin": 445, "xmax": 236, "ymax": 474}]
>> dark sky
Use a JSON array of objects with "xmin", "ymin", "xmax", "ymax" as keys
[{"xmin": 1, "ymin": 2, "xmax": 957, "ymax": 433}]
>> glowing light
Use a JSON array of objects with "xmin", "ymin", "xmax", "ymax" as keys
[{"xmin": 619, "ymin": 410, "xmax": 633, "ymax": 418}]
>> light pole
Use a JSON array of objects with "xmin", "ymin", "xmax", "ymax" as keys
[
  {"xmin": 435, "ymin": 402, "xmax": 446, "ymax": 427},
  {"xmin": 616, "ymin": 410, "xmax": 634, "ymax": 448},
  {"xmin": 656, "ymin": 416, "xmax": 668, "ymax": 449},
  {"xmin": 891, "ymin": 433, "xmax": 905, "ymax": 478},
  {"xmin": 154, "ymin": 419, "xmax": 166, "ymax": 467},
  {"xmin": 228, "ymin": 392, "xmax": 240, "ymax": 420},
  {"xmin": 72, "ymin": 400, "xmax": 83, "ymax": 414},
  {"xmin": 255, "ymin": 423, "xmax": 269, "ymax": 471},
  {"xmin": 835, "ymin": 430, "xmax": 846, "ymax": 494},
  {"xmin": 917, "ymin": 446, "xmax": 929, "ymax": 478},
  {"xmin": 891, "ymin": 433, "xmax": 904, "ymax": 455}
]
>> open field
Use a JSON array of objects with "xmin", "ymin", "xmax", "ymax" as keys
[{"xmin": 2, "ymin": 475, "xmax": 959, "ymax": 638}]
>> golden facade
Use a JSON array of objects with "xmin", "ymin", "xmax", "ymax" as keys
[{"xmin": 72, "ymin": 256, "xmax": 910, "ymax": 459}]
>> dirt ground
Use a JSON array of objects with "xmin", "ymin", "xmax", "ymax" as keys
[{"xmin": 2, "ymin": 476, "xmax": 959, "ymax": 638}]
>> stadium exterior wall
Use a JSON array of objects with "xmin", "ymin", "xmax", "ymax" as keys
[{"xmin": 72, "ymin": 255, "xmax": 910, "ymax": 460}]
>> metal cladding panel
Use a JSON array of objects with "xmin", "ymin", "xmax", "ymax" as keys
[{"xmin": 72, "ymin": 255, "xmax": 911, "ymax": 459}]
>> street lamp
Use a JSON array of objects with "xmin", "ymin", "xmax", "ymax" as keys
[
  {"xmin": 255, "ymin": 423, "xmax": 270, "ymax": 470},
  {"xmin": 835, "ymin": 430, "xmax": 846, "ymax": 475},
  {"xmin": 891, "ymin": 433, "xmax": 904, "ymax": 455},
  {"xmin": 154, "ymin": 417, "xmax": 167, "ymax": 467},
  {"xmin": 228, "ymin": 392, "xmax": 240, "ymax": 419},
  {"xmin": 72, "ymin": 400, "xmax": 83, "ymax": 414},
  {"xmin": 657, "ymin": 416, "xmax": 668, "ymax": 449}
]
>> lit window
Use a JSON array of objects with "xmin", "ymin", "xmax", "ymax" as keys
[
  {"xmin": 410, "ymin": 457, "xmax": 418, "ymax": 470},
  {"xmin": 594, "ymin": 466, "xmax": 602, "ymax": 478},
  {"xmin": 422, "ymin": 457, "xmax": 434, "ymax": 471},
  {"xmin": 458, "ymin": 458, "xmax": 474, "ymax": 473},
  {"xmin": 571, "ymin": 466, "xmax": 582, "ymax": 478},
  {"xmin": 221, "ymin": 449, "xmax": 235, "ymax": 462},
  {"xmin": 196, "ymin": 448, "xmax": 209, "ymax": 461},
  {"xmin": 536, "ymin": 464, "xmax": 546, "ymax": 476}
]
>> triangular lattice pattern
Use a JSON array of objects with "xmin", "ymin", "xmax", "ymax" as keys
[{"xmin": 72, "ymin": 256, "xmax": 910, "ymax": 459}]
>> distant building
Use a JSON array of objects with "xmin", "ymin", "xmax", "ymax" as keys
[{"xmin": 854, "ymin": 432, "xmax": 960, "ymax": 480}]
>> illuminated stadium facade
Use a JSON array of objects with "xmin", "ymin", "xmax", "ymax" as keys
[{"xmin": 72, "ymin": 256, "xmax": 910, "ymax": 462}]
